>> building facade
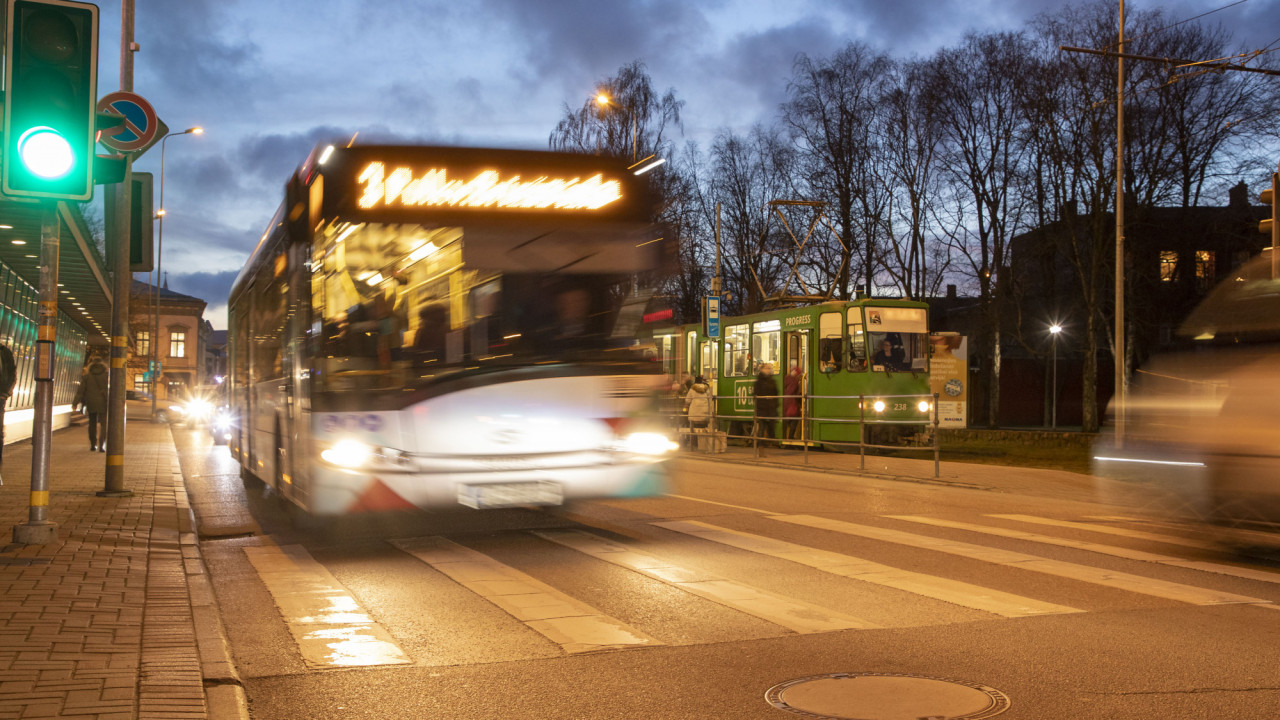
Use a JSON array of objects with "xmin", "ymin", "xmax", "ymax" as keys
[{"xmin": 129, "ymin": 280, "xmax": 208, "ymax": 401}]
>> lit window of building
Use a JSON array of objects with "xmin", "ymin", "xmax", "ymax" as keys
[
  {"xmin": 1159, "ymin": 251, "xmax": 1178, "ymax": 283},
  {"xmin": 136, "ymin": 330, "xmax": 150, "ymax": 357},
  {"xmin": 170, "ymin": 330, "xmax": 186, "ymax": 358},
  {"xmin": 1195, "ymin": 250, "xmax": 1216, "ymax": 290}
]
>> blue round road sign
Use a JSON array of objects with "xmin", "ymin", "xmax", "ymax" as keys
[{"xmin": 96, "ymin": 91, "xmax": 158, "ymax": 153}]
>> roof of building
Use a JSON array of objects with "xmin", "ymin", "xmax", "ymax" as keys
[{"xmin": 130, "ymin": 279, "xmax": 208, "ymax": 307}]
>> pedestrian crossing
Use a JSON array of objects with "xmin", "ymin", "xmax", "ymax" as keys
[{"xmin": 243, "ymin": 510, "xmax": 1280, "ymax": 669}]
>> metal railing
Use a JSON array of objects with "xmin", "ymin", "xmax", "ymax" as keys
[{"xmin": 671, "ymin": 390, "xmax": 942, "ymax": 478}]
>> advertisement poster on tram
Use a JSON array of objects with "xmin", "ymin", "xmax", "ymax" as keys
[{"xmin": 929, "ymin": 334, "xmax": 968, "ymax": 428}]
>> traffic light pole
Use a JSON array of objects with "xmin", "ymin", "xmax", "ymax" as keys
[
  {"xmin": 100, "ymin": 0, "xmax": 134, "ymax": 497},
  {"xmin": 13, "ymin": 203, "xmax": 62, "ymax": 544}
]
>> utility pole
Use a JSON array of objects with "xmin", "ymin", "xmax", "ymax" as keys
[
  {"xmin": 101, "ymin": 0, "xmax": 135, "ymax": 497},
  {"xmin": 1114, "ymin": 0, "xmax": 1126, "ymax": 449}
]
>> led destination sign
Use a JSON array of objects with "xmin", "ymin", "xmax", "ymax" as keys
[{"xmin": 357, "ymin": 161, "xmax": 623, "ymax": 211}]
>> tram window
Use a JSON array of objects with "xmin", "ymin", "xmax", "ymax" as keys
[
  {"xmin": 657, "ymin": 335, "xmax": 675, "ymax": 377},
  {"xmin": 699, "ymin": 340, "xmax": 718, "ymax": 379},
  {"xmin": 752, "ymin": 329, "xmax": 781, "ymax": 374},
  {"xmin": 818, "ymin": 312, "xmax": 842, "ymax": 373},
  {"xmin": 724, "ymin": 324, "xmax": 749, "ymax": 377},
  {"xmin": 685, "ymin": 331, "xmax": 697, "ymax": 377},
  {"xmin": 847, "ymin": 315, "xmax": 867, "ymax": 372}
]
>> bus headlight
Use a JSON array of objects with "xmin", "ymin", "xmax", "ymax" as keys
[
  {"xmin": 320, "ymin": 438, "xmax": 412, "ymax": 471},
  {"xmin": 320, "ymin": 439, "xmax": 372, "ymax": 469},
  {"xmin": 617, "ymin": 431, "xmax": 678, "ymax": 456},
  {"xmin": 872, "ymin": 399, "xmax": 886, "ymax": 413},
  {"xmin": 187, "ymin": 398, "xmax": 213, "ymax": 420},
  {"xmin": 918, "ymin": 400, "xmax": 932, "ymax": 413}
]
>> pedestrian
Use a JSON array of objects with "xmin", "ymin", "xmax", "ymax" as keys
[
  {"xmin": 0, "ymin": 341, "xmax": 14, "ymax": 481},
  {"xmin": 683, "ymin": 375, "xmax": 712, "ymax": 449},
  {"xmin": 783, "ymin": 361, "xmax": 803, "ymax": 440},
  {"xmin": 753, "ymin": 362, "xmax": 778, "ymax": 449},
  {"xmin": 73, "ymin": 358, "xmax": 109, "ymax": 452}
]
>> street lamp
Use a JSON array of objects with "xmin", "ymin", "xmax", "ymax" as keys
[
  {"xmin": 1049, "ymin": 323, "xmax": 1062, "ymax": 430},
  {"xmin": 151, "ymin": 126, "xmax": 203, "ymax": 418},
  {"xmin": 594, "ymin": 93, "xmax": 637, "ymax": 162}
]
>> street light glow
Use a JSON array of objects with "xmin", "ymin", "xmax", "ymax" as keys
[{"xmin": 1050, "ymin": 324, "xmax": 1062, "ymax": 334}]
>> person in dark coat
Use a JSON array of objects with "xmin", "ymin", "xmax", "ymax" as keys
[
  {"xmin": 753, "ymin": 362, "xmax": 779, "ymax": 446},
  {"xmin": 783, "ymin": 361, "xmax": 803, "ymax": 439},
  {"xmin": 73, "ymin": 359, "xmax": 110, "ymax": 452}
]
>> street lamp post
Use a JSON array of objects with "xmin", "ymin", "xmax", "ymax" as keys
[
  {"xmin": 1049, "ymin": 324, "xmax": 1062, "ymax": 430},
  {"xmin": 150, "ymin": 127, "xmax": 202, "ymax": 418}
]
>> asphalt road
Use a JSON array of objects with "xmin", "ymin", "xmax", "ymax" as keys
[{"xmin": 171, "ymin": 425, "xmax": 1280, "ymax": 720}]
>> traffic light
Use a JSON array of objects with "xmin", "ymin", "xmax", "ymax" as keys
[{"xmin": 2, "ymin": 0, "xmax": 99, "ymax": 201}]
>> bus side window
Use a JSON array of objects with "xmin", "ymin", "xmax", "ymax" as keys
[
  {"xmin": 847, "ymin": 317, "xmax": 867, "ymax": 372},
  {"xmin": 818, "ymin": 312, "xmax": 842, "ymax": 373}
]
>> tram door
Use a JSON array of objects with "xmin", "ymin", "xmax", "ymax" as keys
[{"xmin": 783, "ymin": 330, "xmax": 809, "ymax": 443}]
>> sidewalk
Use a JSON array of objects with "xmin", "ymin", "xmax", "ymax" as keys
[{"xmin": 0, "ymin": 420, "xmax": 244, "ymax": 720}]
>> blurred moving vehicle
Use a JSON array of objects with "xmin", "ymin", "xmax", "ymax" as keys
[
  {"xmin": 1096, "ymin": 250, "xmax": 1280, "ymax": 535},
  {"xmin": 209, "ymin": 405, "xmax": 234, "ymax": 445},
  {"xmin": 170, "ymin": 384, "xmax": 225, "ymax": 427}
]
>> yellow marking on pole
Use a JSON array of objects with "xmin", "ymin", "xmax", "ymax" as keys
[
  {"xmin": 106, "ymin": 455, "xmax": 123, "ymax": 466},
  {"xmin": 38, "ymin": 327, "xmax": 55, "ymax": 341},
  {"xmin": 111, "ymin": 358, "xmax": 125, "ymax": 368},
  {"xmin": 112, "ymin": 335, "xmax": 127, "ymax": 347},
  {"xmin": 29, "ymin": 491, "xmax": 48, "ymax": 507}
]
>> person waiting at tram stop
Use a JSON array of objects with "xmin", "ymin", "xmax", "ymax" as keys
[
  {"xmin": 753, "ymin": 362, "xmax": 779, "ymax": 449},
  {"xmin": 683, "ymin": 375, "xmax": 712, "ymax": 448},
  {"xmin": 783, "ymin": 361, "xmax": 803, "ymax": 440},
  {"xmin": 73, "ymin": 357, "xmax": 110, "ymax": 452}
]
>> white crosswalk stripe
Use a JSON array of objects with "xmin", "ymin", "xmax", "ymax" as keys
[
  {"xmin": 389, "ymin": 536, "xmax": 661, "ymax": 654},
  {"xmin": 533, "ymin": 528, "xmax": 879, "ymax": 633},
  {"xmin": 891, "ymin": 515, "xmax": 1280, "ymax": 586},
  {"xmin": 772, "ymin": 514, "xmax": 1270, "ymax": 606},
  {"xmin": 652, "ymin": 519, "xmax": 1081, "ymax": 618}
]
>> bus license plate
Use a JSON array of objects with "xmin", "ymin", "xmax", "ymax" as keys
[{"xmin": 458, "ymin": 482, "xmax": 563, "ymax": 509}]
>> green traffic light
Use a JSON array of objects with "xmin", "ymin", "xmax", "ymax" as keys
[{"xmin": 17, "ymin": 126, "xmax": 74, "ymax": 179}]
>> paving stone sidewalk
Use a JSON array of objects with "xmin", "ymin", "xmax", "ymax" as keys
[{"xmin": 0, "ymin": 420, "xmax": 244, "ymax": 720}]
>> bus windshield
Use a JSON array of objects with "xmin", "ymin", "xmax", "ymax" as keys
[{"xmin": 310, "ymin": 221, "xmax": 640, "ymax": 394}]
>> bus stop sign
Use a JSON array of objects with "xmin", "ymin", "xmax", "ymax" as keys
[{"xmin": 705, "ymin": 295, "xmax": 720, "ymax": 338}]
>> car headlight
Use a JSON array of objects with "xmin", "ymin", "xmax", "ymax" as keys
[
  {"xmin": 187, "ymin": 398, "xmax": 212, "ymax": 419},
  {"xmin": 616, "ymin": 431, "xmax": 678, "ymax": 456}
]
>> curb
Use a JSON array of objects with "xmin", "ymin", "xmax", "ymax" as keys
[{"xmin": 175, "ymin": 471, "xmax": 250, "ymax": 720}]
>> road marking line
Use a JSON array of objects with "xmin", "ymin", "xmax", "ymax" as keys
[
  {"xmin": 534, "ymin": 529, "xmax": 878, "ymax": 633},
  {"xmin": 893, "ymin": 515, "xmax": 1280, "ymax": 586},
  {"xmin": 244, "ymin": 545, "xmax": 411, "ymax": 668},
  {"xmin": 666, "ymin": 493, "xmax": 775, "ymax": 515},
  {"xmin": 390, "ymin": 536, "xmax": 661, "ymax": 654},
  {"xmin": 771, "ymin": 515, "xmax": 1268, "ymax": 606},
  {"xmin": 990, "ymin": 514, "xmax": 1217, "ymax": 550},
  {"xmin": 653, "ymin": 520, "xmax": 1080, "ymax": 618}
]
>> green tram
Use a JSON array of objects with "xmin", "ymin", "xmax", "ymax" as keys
[{"xmin": 653, "ymin": 298, "xmax": 934, "ymax": 446}]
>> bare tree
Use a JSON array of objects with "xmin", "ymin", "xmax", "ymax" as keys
[
  {"xmin": 782, "ymin": 44, "xmax": 892, "ymax": 299},
  {"xmin": 927, "ymin": 31, "xmax": 1035, "ymax": 428},
  {"xmin": 549, "ymin": 59, "xmax": 683, "ymax": 164}
]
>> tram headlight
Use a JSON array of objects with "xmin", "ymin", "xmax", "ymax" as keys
[
  {"xmin": 872, "ymin": 399, "xmax": 886, "ymax": 413},
  {"xmin": 617, "ymin": 431, "xmax": 679, "ymax": 456},
  {"xmin": 918, "ymin": 400, "xmax": 932, "ymax": 413}
]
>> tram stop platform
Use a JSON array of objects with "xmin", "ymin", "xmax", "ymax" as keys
[{"xmin": 0, "ymin": 420, "xmax": 245, "ymax": 720}]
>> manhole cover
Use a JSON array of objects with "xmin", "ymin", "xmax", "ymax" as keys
[{"xmin": 766, "ymin": 672, "xmax": 1010, "ymax": 720}]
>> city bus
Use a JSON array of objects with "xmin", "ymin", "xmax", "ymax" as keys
[
  {"xmin": 227, "ymin": 144, "xmax": 677, "ymax": 517},
  {"xmin": 653, "ymin": 299, "xmax": 934, "ymax": 446}
]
